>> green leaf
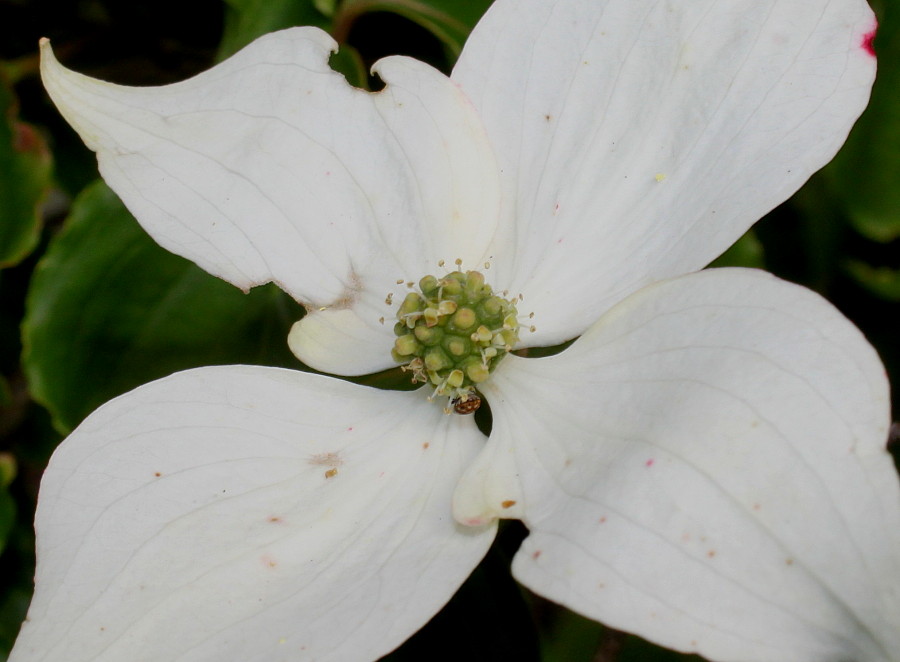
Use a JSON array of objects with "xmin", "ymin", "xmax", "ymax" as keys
[
  {"xmin": 845, "ymin": 260, "xmax": 900, "ymax": 301},
  {"xmin": 538, "ymin": 608, "xmax": 605, "ymax": 662},
  {"xmin": 827, "ymin": 2, "xmax": 900, "ymax": 242},
  {"xmin": 333, "ymin": 0, "xmax": 493, "ymax": 57},
  {"xmin": 217, "ymin": 0, "xmax": 329, "ymax": 59},
  {"xmin": 618, "ymin": 636, "xmax": 706, "ymax": 662},
  {"xmin": 708, "ymin": 229, "xmax": 765, "ymax": 269},
  {"xmin": 329, "ymin": 44, "xmax": 369, "ymax": 89},
  {"xmin": 0, "ymin": 453, "xmax": 14, "ymax": 554},
  {"xmin": 0, "ymin": 74, "xmax": 52, "ymax": 268},
  {"xmin": 22, "ymin": 181, "xmax": 304, "ymax": 434}
]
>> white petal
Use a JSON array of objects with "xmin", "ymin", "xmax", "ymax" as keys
[
  {"xmin": 457, "ymin": 269, "xmax": 900, "ymax": 662},
  {"xmin": 287, "ymin": 308, "xmax": 395, "ymax": 376},
  {"xmin": 41, "ymin": 30, "xmax": 502, "ymax": 374},
  {"xmin": 454, "ymin": 0, "xmax": 877, "ymax": 346},
  {"xmin": 12, "ymin": 366, "xmax": 494, "ymax": 662}
]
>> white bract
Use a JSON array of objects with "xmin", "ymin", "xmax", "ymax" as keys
[{"xmin": 15, "ymin": 0, "xmax": 900, "ymax": 661}]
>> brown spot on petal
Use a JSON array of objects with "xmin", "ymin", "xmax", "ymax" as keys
[
  {"xmin": 324, "ymin": 468, "xmax": 338, "ymax": 479},
  {"xmin": 422, "ymin": 442, "xmax": 430, "ymax": 450},
  {"xmin": 501, "ymin": 500, "xmax": 516, "ymax": 509},
  {"xmin": 309, "ymin": 452, "xmax": 343, "ymax": 467},
  {"xmin": 532, "ymin": 550, "xmax": 542, "ymax": 560},
  {"xmin": 310, "ymin": 270, "xmax": 363, "ymax": 311}
]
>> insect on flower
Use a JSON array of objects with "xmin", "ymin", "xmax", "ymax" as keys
[{"xmin": 451, "ymin": 393, "xmax": 482, "ymax": 415}]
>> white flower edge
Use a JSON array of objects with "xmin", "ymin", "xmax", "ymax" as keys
[
  {"xmin": 10, "ymin": 366, "xmax": 495, "ymax": 662},
  {"xmin": 41, "ymin": 0, "xmax": 878, "ymax": 362},
  {"xmin": 456, "ymin": 268, "xmax": 900, "ymax": 662},
  {"xmin": 453, "ymin": 0, "xmax": 877, "ymax": 346},
  {"xmin": 39, "ymin": 30, "xmax": 502, "ymax": 376}
]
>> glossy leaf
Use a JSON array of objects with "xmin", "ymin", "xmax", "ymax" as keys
[
  {"xmin": 22, "ymin": 181, "xmax": 301, "ymax": 434},
  {"xmin": 0, "ymin": 75, "xmax": 52, "ymax": 267}
]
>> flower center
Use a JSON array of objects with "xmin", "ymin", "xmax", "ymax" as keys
[{"xmin": 391, "ymin": 270, "xmax": 520, "ymax": 413}]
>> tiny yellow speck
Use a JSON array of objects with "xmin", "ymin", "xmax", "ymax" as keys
[
  {"xmin": 325, "ymin": 468, "xmax": 338, "ymax": 479},
  {"xmin": 655, "ymin": 173, "xmax": 667, "ymax": 182}
]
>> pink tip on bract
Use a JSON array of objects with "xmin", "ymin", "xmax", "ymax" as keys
[{"xmin": 861, "ymin": 26, "xmax": 877, "ymax": 57}]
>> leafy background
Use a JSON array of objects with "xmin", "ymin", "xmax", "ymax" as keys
[{"xmin": 0, "ymin": 0, "xmax": 898, "ymax": 660}]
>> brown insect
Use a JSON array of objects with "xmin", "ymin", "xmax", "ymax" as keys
[{"xmin": 452, "ymin": 393, "xmax": 482, "ymax": 415}]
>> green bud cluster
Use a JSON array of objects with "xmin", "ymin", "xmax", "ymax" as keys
[{"xmin": 391, "ymin": 270, "xmax": 520, "ymax": 401}]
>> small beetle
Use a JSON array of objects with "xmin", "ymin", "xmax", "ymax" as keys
[{"xmin": 452, "ymin": 393, "xmax": 482, "ymax": 415}]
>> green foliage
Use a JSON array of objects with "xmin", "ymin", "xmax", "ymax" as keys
[
  {"xmin": 0, "ymin": 76, "xmax": 52, "ymax": 268},
  {"xmin": 845, "ymin": 261, "xmax": 900, "ymax": 301},
  {"xmin": 218, "ymin": 0, "xmax": 330, "ymax": 59},
  {"xmin": 0, "ymin": 453, "xmax": 14, "ymax": 554},
  {"xmin": 22, "ymin": 182, "xmax": 303, "ymax": 434},
  {"xmin": 709, "ymin": 230, "xmax": 765, "ymax": 269},
  {"xmin": 333, "ymin": 0, "xmax": 493, "ymax": 57}
]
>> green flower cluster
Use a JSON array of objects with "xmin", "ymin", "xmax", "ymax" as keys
[{"xmin": 391, "ymin": 270, "xmax": 520, "ymax": 404}]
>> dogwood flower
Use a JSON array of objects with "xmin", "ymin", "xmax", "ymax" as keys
[{"xmin": 14, "ymin": 0, "xmax": 900, "ymax": 660}]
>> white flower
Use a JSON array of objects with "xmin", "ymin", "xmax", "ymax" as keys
[{"xmin": 14, "ymin": 0, "xmax": 900, "ymax": 661}]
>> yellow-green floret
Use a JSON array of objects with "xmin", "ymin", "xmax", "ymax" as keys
[{"xmin": 391, "ymin": 270, "xmax": 520, "ymax": 403}]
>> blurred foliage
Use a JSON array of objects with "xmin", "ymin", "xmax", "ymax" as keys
[
  {"xmin": 331, "ymin": 0, "xmax": 494, "ymax": 58},
  {"xmin": 0, "ymin": 453, "xmax": 14, "ymax": 554},
  {"xmin": 0, "ymin": 0, "xmax": 897, "ymax": 661},
  {"xmin": 0, "ymin": 74, "xmax": 51, "ymax": 268},
  {"xmin": 22, "ymin": 182, "xmax": 303, "ymax": 434}
]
